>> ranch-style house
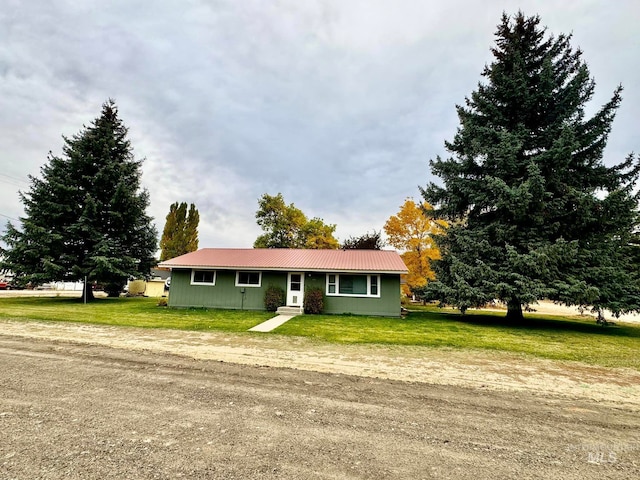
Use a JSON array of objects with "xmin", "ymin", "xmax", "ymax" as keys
[{"xmin": 159, "ymin": 248, "xmax": 408, "ymax": 317}]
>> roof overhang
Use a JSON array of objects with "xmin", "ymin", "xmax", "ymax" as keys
[{"xmin": 159, "ymin": 264, "xmax": 407, "ymax": 275}]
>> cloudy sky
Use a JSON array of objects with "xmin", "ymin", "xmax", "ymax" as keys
[{"xmin": 1, "ymin": 0, "xmax": 638, "ymax": 249}]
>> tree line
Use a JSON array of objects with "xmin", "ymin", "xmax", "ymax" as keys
[{"xmin": 251, "ymin": 192, "xmax": 443, "ymax": 297}]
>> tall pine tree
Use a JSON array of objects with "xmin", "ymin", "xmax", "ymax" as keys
[
  {"xmin": 422, "ymin": 13, "xmax": 640, "ymax": 321},
  {"xmin": 159, "ymin": 202, "xmax": 199, "ymax": 261},
  {"xmin": 0, "ymin": 100, "xmax": 157, "ymax": 299}
]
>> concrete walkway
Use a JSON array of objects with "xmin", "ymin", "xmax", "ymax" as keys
[{"xmin": 248, "ymin": 314, "xmax": 297, "ymax": 333}]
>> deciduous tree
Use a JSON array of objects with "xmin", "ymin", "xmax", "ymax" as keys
[
  {"xmin": 159, "ymin": 202, "xmax": 199, "ymax": 261},
  {"xmin": 421, "ymin": 12, "xmax": 640, "ymax": 320},
  {"xmin": 0, "ymin": 100, "xmax": 157, "ymax": 299},
  {"xmin": 300, "ymin": 218, "xmax": 340, "ymax": 249},
  {"xmin": 254, "ymin": 193, "xmax": 338, "ymax": 249},
  {"xmin": 384, "ymin": 199, "xmax": 445, "ymax": 296},
  {"xmin": 341, "ymin": 231, "xmax": 385, "ymax": 250}
]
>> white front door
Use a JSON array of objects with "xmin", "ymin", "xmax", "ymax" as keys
[{"xmin": 286, "ymin": 272, "xmax": 304, "ymax": 307}]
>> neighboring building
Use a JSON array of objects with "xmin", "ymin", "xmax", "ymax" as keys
[
  {"xmin": 125, "ymin": 267, "xmax": 171, "ymax": 297},
  {"xmin": 159, "ymin": 248, "xmax": 408, "ymax": 316},
  {"xmin": 126, "ymin": 278, "xmax": 167, "ymax": 297}
]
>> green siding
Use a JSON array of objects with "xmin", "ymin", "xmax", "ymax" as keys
[
  {"xmin": 304, "ymin": 273, "xmax": 401, "ymax": 317},
  {"xmin": 168, "ymin": 269, "xmax": 401, "ymax": 316},
  {"xmin": 168, "ymin": 269, "xmax": 287, "ymax": 311}
]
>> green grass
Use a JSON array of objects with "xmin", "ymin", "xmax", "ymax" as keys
[
  {"xmin": 275, "ymin": 306, "xmax": 640, "ymax": 369},
  {"xmin": 0, "ymin": 296, "xmax": 273, "ymax": 332},
  {"xmin": 1, "ymin": 297, "xmax": 639, "ymax": 369}
]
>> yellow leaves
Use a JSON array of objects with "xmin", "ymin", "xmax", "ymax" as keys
[
  {"xmin": 384, "ymin": 198, "xmax": 447, "ymax": 293},
  {"xmin": 303, "ymin": 219, "xmax": 340, "ymax": 249},
  {"xmin": 384, "ymin": 199, "xmax": 444, "ymax": 248}
]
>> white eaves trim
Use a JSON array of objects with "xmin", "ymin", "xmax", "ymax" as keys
[{"xmin": 158, "ymin": 264, "xmax": 408, "ymax": 275}]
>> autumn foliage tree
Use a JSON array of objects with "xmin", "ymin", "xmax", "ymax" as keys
[
  {"xmin": 159, "ymin": 202, "xmax": 199, "ymax": 261},
  {"xmin": 384, "ymin": 199, "xmax": 445, "ymax": 296},
  {"xmin": 254, "ymin": 193, "xmax": 338, "ymax": 249}
]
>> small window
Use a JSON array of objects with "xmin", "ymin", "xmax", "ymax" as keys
[
  {"xmin": 370, "ymin": 275, "xmax": 378, "ymax": 295},
  {"xmin": 192, "ymin": 270, "xmax": 216, "ymax": 285},
  {"xmin": 289, "ymin": 273, "xmax": 302, "ymax": 291},
  {"xmin": 236, "ymin": 271, "xmax": 262, "ymax": 287},
  {"xmin": 327, "ymin": 274, "xmax": 336, "ymax": 294}
]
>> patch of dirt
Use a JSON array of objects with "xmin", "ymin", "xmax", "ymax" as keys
[
  {"xmin": 1, "ymin": 318, "xmax": 639, "ymax": 411},
  {"xmin": 2, "ymin": 332, "xmax": 640, "ymax": 479}
]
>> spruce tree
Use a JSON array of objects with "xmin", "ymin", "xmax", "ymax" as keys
[
  {"xmin": 0, "ymin": 100, "xmax": 157, "ymax": 299},
  {"xmin": 421, "ymin": 12, "xmax": 640, "ymax": 321},
  {"xmin": 159, "ymin": 202, "xmax": 199, "ymax": 261}
]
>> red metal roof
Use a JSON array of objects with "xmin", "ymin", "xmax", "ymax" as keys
[{"xmin": 159, "ymin": 248, "xmax": 408, "ymax": 274}]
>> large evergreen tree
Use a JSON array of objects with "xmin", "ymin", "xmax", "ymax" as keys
[
  {"xmin": 159, "ymin": 202, "xmax": 199, "ymax": 261},
  {"xmin": 0, "ymin": 100, "xmax": 157, "ymax": 299},
  {"xmin": 421, "ymin": 13, "xmax": 640, "ymax": 321}
]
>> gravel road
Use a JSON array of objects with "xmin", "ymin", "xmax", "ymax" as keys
[{"xmin": 1, "ymin": 331, "xmax": 639, "ymax": 479}]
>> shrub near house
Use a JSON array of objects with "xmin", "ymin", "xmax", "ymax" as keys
[
  {"xmin": 264, "ymin": 285, "xmax": 285, "ymax": 312},
  {"xmin": 303, "ymin": 287, "xmax": 324, "ymax": 314},
  {"xmin": 159, "ymin": 248, "xmax": 408, "ymax": 317}
]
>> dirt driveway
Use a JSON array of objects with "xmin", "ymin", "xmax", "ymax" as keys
[{"xmin": 1, "ymin": 321, "xmax": 640, "ymax": 479}]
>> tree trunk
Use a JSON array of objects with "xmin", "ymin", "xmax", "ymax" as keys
[
  {"xmin": 82, "ymin": 282, "xmax": 95, "ymax": 302},
  {"xmin": 505, "ymin": 299, "xmax": 523, "ymax": 322}
]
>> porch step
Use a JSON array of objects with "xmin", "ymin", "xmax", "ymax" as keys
[{"xmin": 276, "ymin": 306, "xmax": 303, "ymax": 315}]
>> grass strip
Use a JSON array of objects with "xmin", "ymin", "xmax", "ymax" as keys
[
  {"xmin": 0, "ymin": 296, "xmax": 272, "ymax": 332},
  {"xmin": 1, "ymin": 296, "xmax": 639, "ymax": 369},
  {"xmin": 276, "ymin": 306, "xmax": 640, "ymax": 369}
]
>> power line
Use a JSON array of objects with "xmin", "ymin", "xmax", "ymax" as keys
[
  {"xmin": 0, "ymin": 212, "xmax": 19, "ymax": 221},
  {"xmin": 0, "ymin": 177, "xmax": 25, "ymax": 188},
  {"xmin": 0, "ymin": 172, "xmax": 29, "ymax": 186}
]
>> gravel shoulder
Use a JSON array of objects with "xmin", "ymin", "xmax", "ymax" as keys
[
  {"xmin": 3, "ymin": 313, "xmax": 640, "ymax": 478},
  {"xmin": 2, "ymin": 331, "xmax": 640, "ymax": 479},
  {"xmin": 1, "ymin": 318, "xmax": 639, "ymax": 411}
]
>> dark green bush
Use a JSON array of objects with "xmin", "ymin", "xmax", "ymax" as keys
[
  {"xmin": 303, "ymin": 287, "xmax": 324, "ymax": 314},
  {"xmin": 104, "ymin": 281, "xmax": 125, "ymax": 297},
  {"xmin": 264, "ymin": 285, "xmax": 285, "ymax": 312}
]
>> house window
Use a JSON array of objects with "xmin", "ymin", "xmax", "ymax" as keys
[
  {"xmin": 191, "ymin": 270, "xmax": 216, "ymax": 285},
  {"xmin": 370, "ymin": 275, "xmax": 378, "ymax": 296},
  {"xmin": 236, "ymin": 271, "xmax": 262, "ymax": 287},
  {"xmin": 328, "ymin": 274, "xmax": 337, "ymax": 294},
  {"xmin": 326, "ymin": 274, "xmax": 381, "ymax": 298}
]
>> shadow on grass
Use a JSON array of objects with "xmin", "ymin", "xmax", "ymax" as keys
[{"xmin": 406, "ymin": 308, "xmax": 640, "ymax": 339}]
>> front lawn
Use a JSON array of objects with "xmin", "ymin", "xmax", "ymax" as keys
[
  {"xmin": 0, "ymin": 296, "xmax": 272, "ymax": 332},
  {"xmin": 275, "ymin": 306, "xmax": 640, "ymax": 369},
  {"xmin": 1, "ymin": 296, "xmax": 639, "ymax": 369}
]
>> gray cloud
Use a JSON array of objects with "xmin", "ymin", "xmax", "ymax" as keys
[{"xmin": 1, "ymin": 0, "xmax": 638, "ymax": 248}]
